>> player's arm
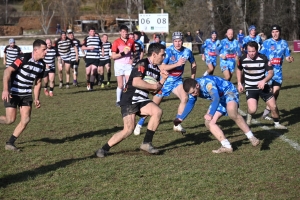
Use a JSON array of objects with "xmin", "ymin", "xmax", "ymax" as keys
[
  {"xmin": 236, "ymin": 58, "xmax": 244, "ymax": 92},
  {"xmin": 2, "ymin": 67, "xmax": 15, "ymax": 101},
  {"xmin": 33, "ymin": 77, "xmax": 42, "ymax": 108},
  {"xmin": 285, "ymin": 45, "xmax": 294, "ymax": 63},
  {"xmin": 3, "ymin": 53, "xmax": 6, "ymax": 65},
  {"xmin": 74, "ymin": 46, "xmax": 79, "ymax": 62},
  {"xmin": 205, "ymin": 87, "xmax": 220, "ymax": 121},
  {"xmin": 257, "ymin": 58, "xmax": 274, "ymax": 89},
  {"xmin": 160, "ymin": 58, "xmax": 186, "ymax": 71},
  {"xmin": 191, "ymin": 61, "xmax": 197, "ymax": 79}
]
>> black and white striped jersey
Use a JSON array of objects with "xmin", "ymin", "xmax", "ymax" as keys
[
  {"xmin": 132, "ymin": 41, "xmax": 143, "ymax": 67},
  {"xmin": 10, "ymin": 53, "xmax": 45, "ymax": 96},
  {"xmin": 83, "ymin": 36, "xmax": 102, "ymax": 59},
  {"xmin": 43, "ymin": 47, "xmax": 56, "ymax": 70},
  {"xmin": 55, "ymin": 38, "xmax": 73, "ymax": 56},
  {"xmin": 100, "ymin": 41, "xmax": 112, "ymax": 61},
  {"xmin": 70, "ymin": 38, "xmax": 81, "ymax": 62},
  {"xmin": 120, "ymin": 58, "xmax": 160, "ymax": 105},
  {"xmin": 4, "ymin": 45, "xmax": 22, "ymax": 67},
  {"xmin": 238, "ymin": 53, "xmax": 272, "ymax": 89}
]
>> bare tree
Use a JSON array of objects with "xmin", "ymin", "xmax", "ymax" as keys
[
  {"xmin": 132, "ymin": 0, "xmax": 143, "ymax": 13},
  {"xmin": 94, "ymin": 0, "xmax": 113, "ymax": 33},
  {"xmin": 207, "ymin": 0, "xmax": 215, "ymax": 31},
  {"xmin": 125, "ymin": 0, "xmax": 133, "ymax": 32},
  {"xmin": 258, "ymin": 0, "xmax": 265, "ymax": 31},
  {"xmin": 38, "ymin": 0, "xmax": 56, "ymax": 34},
  {"xmin": 290, "ymin": 0, "xmax": 298, "ymax": 40}
]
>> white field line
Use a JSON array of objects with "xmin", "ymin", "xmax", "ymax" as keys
[{"xmin": 238, "ymin": 109, "xmax": 300, "ymax": 151}]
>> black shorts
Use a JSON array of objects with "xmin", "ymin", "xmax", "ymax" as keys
[
  {"xmin": 271, "ymin": 80, "xmax": 282, "ymax": 87},
  {"xmin": 70, "ymin": 60, "xmax": 80, "ymax": 69},
  {"xmin": 99, "ymin": 59, "xmax": 111, "ymax": 67},
  {"xmin": 44, "ymin": 68, "xmax": 55, "ymax": 76},
  {"xmin": 245, "ymin": 85, "xmax": 273, "ymax": 102},
  {"xmin": 85, "ymin": 58, "xmax": 99, "ymax": 68},
  {"xmin": 120, "ymin": 101, "xmax": 152, "ymax": 118},
  {"xmin": 4, "ymin": 95, "xmax": 33, "ymax": 108}
]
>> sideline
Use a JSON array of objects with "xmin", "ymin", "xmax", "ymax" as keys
[{"xmin": 238, "ymin": 109, "xmax": 300, "ymax": 151}]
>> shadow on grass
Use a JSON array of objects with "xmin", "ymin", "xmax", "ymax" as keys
[
  {"xmin": 28, "ymin": 126, "xmax": 123, "ymax": 144},
  {"xmin": 279, "ymin": 107, "xmax": 300, "ymax": 126},
  {"xmin": 281, "ymin": 84, "xmax": 300, "ymax": 90},
  {"xmin": 0, "ymin": 155, "xmax": 93, "ymax": 188}
]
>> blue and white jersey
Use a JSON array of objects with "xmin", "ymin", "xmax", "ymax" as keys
[
  {"xmin": 135, "ymin": 39, "xmax": 144, "ymax": 50},
  {"xmin": 163, "ymin": 45, "xmax": 195, "ymax": 81},
  {"xmin": 259, "ymin": 38, "xmax": 291, "ymax": 84},
  {"xmin": 219, "ymin": 38, "xmax": 241, "ymax": 60},
  {"xmin": 237, "ymin": 33, "xmax": 245, "ymax": 44},
  {"xmin": 160, "ymin": 41, "xmax": 166, "ymax": 46},
  {"xmin": 242, "ymin": 35, "xmax": 263, "ymax": 50},
  {"xmin": 195, "ymin": 75, "xmax": 239, "ymax": 116},
  {"xmin": 202, "ymin": 38, "xmax": 221, "ymax": 60}
]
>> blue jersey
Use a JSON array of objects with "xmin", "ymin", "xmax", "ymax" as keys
[
  {"xmin": 135, "ymin": 39, "xmax": 144, "ymax": 50},
  {"xmin": 195, "ymin": 76, "xmax": 239, "ymax": 116},
  {"xmin": 202, "ymin": 38, "xmax": 221, "ymax": 66},
  {"xmin": 237, "ymin": 33, "xmax": 245, "ymax": 44},
  {"xmin": 259, "ymin": 38, "xmax": 291, "ymax": 84},
  {"xmin": 219, "ymin": 38, "xmax": 241, "ymax": 60},
  {"xmin": 163, "ymin": 45, "xmax": 195, "ymax": 81},
  {"xmin": 242, "ymin": 35, "xmax": 262, "ymax": 50}
]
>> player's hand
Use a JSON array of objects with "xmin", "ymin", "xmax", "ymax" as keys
[
  {"xmin": 204, "ymin": 114, "xmax": 213, "ymax": 121},
  {"xmin": 202, "ymin": 55, "xmax": 205, "ymax": 61},
  {"xmin": 238, "ymin": 84, "xmax": 244, "ymax": 93},
  {"xmin": 34, "ymin": 100, "xmax": 41, "ymax": 109},
  {"xmin": 2, "ymin": 90, "xmax": 10, "ymax": 102},
  {"xmin": 177, "ymin": 57, "xmax": 186, "ymax": 66},
  {"xmin": 90, "ymin": 46, "xmax": 95, "ymax": 50},
  {"xmin": 286, "ymin": 56, "xmax": 294, "ymax": 63},
  {"xmin": 160, "ymin": 69, "xmax": 169, "ymax": 80},
  {"xmin": 220, "ymin": 55, "xmax": 226, "ymax": 60},
  {"xmin": 257, "ymin": 80, "xmax": 266, "ymax": 90}
]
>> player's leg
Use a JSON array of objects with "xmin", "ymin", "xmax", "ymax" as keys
[
  {"xmin": 72, "ymin": 60, "xmax": 79, "ymax": 86},
  {"xmin": 64, "ymin": 62, "xmax": 71, "ymax": 88},
  {"xmin": 58, "ymin": 58, "xmax": 63, "ymax": 88},
  {"xmin": 114, "ymin": 63, "xmax": 125, "ymax": 106},
  {"xmin": 85, "ymin": 65, "xmax": 92, "ymax": 90},
  {"xmin": 43, "ymin": 72, "xmax": 49, "ymax": 96},
  {"xmin": 97, "ymin": 65, "xmax": 104, "ymax": 87},
  {"xmin": 0, "ymin": 107, "xmax": 17, "ymax": 125},
  {"xmin": 262, "ymin": 81, "xmax": 281, "ymax": 120},
  {"xmin": 265, "ymin": 96, "xmax": 287, "ymax": 129},
  {"xmin": 90, "ymin": 65, "xmax": 98, "ymax": 90},
  {"xmin": 245, "ymin": 90, "xmax": 259, "ymax": 125},
  {"xmin": 48, "ymin": 71, "xmax": 55, "ymax": 96},
  {"xmin": 105, "ymin": 62, "xmax": 111, "ymax": 86}
]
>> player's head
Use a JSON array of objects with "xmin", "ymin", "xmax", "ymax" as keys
[
  {"xmin": 172, "ymin": 31, "xmax": 183, "ymax": 50},
  {"xmin": 133, "ymin": 31, "xmax": 141, "ymax": 40},
  {"xmin": 147, "ymin": 43, "xmax": 166, "ymax": 65},
  {"xmin": 101, "ymin": 34, "xmax": 108, "ymax": 42},
  {"xmin": 88, "ymin": 27, "xmax": 96, "ymax": 36},
  {"xmin": 271, "ymin": 24, "xmax": 281, "ymax": 40},
  {"xmin": 248, "ymin": 25, "xmax": 256, "ymax": 36},
  {"xmin": 183, "ymin": 78, "xmax": 199, "ymax": 97},
  {"xmin": 239, "ymin": 29, "xmax": 243, "ymax": 33},
  {"xmin": 9, "ymin": 38, "xmax": 15, "ymax": 47},
  {"xmin": 33, "ymin": 39, "xmax": 47, "ymax": 59},
  {"xmin": 226, "ymin": 29, "xmax": 234, "ymax": 40},
  {"xmin": 67, "ymin": 29, "xmax": 74, "ymax": 39},
  {"xmin": 45, "ymin": 39, "xmax": 52, "ymax": 49},
  {"xmin": 128, "ymin": 33, "xmax": 134, "ymax": 39},
  {"xmin": 211, "ymin": 31, "xmax": 217, "ymax": 40},
  {"xmin": 154, "ymin": 35, "xmax": 161, "ymax": 43},
  {"xmin": 61, "ymin": 31, "xmax": 67, "ymax": 40},
  {"xmin": 246, "ymin": 41, "xmax": 259, "ymax": 59},
  {"xmin": 119, "ymin": 25, "xmax": 129, "ymax": 39}
]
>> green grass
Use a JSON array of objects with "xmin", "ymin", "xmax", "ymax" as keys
[{"xmin": 0, "ymin": 52, "xmax": 300, "ymax": 200}]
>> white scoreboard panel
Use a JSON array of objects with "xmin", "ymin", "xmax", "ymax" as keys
[{"xmin": 138, "ymin": 13, "xmax": 169, "ymax": 33}]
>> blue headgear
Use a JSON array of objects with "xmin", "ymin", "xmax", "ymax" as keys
[{"xmin": 248, "ymin": 25, "xmax": 256, "ymax": 32}]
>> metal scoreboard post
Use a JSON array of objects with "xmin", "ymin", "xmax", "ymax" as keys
[{"xmin": 138, "ymin": 13, "xmax": 169, "ymax": 33}]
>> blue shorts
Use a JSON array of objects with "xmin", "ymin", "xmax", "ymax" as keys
[
  {"xmin": 220, "ymin": 59, "xmax": 236, "ymax": 73},
  {"xmin": 156, "ymin": 78, "xmax": 182, "ymax": 97},
  {"xmin": 210, "ymin": 86, "xmax": 239, "ymax": 116},
  {"xmin": 205, "ymin": 56, "xmax": 217, "ymax": 67}
]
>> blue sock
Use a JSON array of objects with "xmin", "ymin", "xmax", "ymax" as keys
[
  {"xmin": 177, "ymin": 95, "xmax": 197, "ymax": 121},
  {"xmin": 138, "ymin": 117, "xmax": 146, "ymax": 126}
]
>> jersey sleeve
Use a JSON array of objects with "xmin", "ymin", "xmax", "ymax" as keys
[
  {"xmin": 111, "ymin": 40, "xmax": 119, "ymax": 53},
  {"xmin": 206, "ymin": 82, "xmax": 220, "ymax": 116},
  {"xmin": 162, "ymin": 48, "xmax": 171, "ymax": 64},
  {"xmin": 283, "ymin": 41, "xmax": 291, "ymax": 57},
  {"xmin": 131, "ymin": 61, "xmax": 147, "ymax": 78},
  {"xmin": 4, "ymin": 46, "xmax": 8, "ymax": 53},
  {"xmin": 188, "ymin": 50, "xmax": 195, "ymax": 63}
]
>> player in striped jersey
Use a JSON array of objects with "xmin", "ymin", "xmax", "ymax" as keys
[
  {"xmin": 237, "ymin": 41, "xmax": 287, "ymax": 129},
  {"xmin": 81, "ymin": 27, "xmax": 103, "ymax": 91},
  {"xmin": 55, "ymin": 31, "xmax": 77, "ymax": 89},
  {"xmin": 132, "ymin": 31, "xmax": 144, "ymax": 67},
  {"xmin": 3, "ymin": 38, "xmax": 22, "ymax": 68},
  {"xmin": 43, "ymin": 39, "xmax": 57, "ymax": 97},
  {"xmin": 1, "ymin": 39, "xmax": 47, "ymax": 151},
  {"xmin": 95, "ymin": 43, "xmax": 168, "ymax": 158},
  {"xmin": 98, "ymin": 34, "xmax": 112, "ymax": 87},
  {"xmin": 67, "ymin": 30, "xmax": 80, "ymax": 86}
]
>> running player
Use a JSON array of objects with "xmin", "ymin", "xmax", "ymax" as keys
[
  {"xmin": 111, "ymin": 25, "xmax": 135, "ymax": 106},
  {"xmin": 98, "ymin": 34, "xmax": 112, "ymax": 87},
  {"xmin": 134, "ymin": 31, "xmax": 197, "ymax": 135},
  {"xmin": 55, "ymin": 31, "xmax": 77, "ymax": 89},
  {"xmin": 236, "ymin": 41, "xmax": 287, "ymax": 129},
  {"xmin": 219, "ymin": 29, "xmax": 241, "ymax": 81},
  {"xmin": 259, "ymin": 25, "xmax": 294, "ymax": 120},
  {"xmin": 201, "ymin": 31, "xmax": 221, "ymax": 76},
  {"xmin": 1, "ymin": 39, "xmax": 47, "ymax": 151},
  {"xmin": 81, "ymin": 27, "xmax": 103, "ymax": 91},
  {"xmin": 242, "ymin": 25, "xmax": 262, "ymax": 52},
  {"xmin": 237, "ymin": 29, "xmax": 244, "ymax": 50},
  {"xmin": 95, "ymin": 43, "xmax": 168, "ymax": 157},
  {"xmin": 3, "ymin": 38, "xmax": 22, "ymax": 68},
  {"xmin": 67, "ymin": 30, "xmax": 80, "ymax": 86},
  {"xmin": 43, "ymin": 39, "xmax": 57, "ymax": 97},
  {"xmin": 183, "ymin": 76, "xmax": 260, "ymax": 153}
]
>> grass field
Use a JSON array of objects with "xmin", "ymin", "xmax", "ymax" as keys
[{"xmin": 0, "ymin": 52, "xmax": 299, "ymax": 200}]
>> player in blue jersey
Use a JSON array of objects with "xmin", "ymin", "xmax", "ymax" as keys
[
  {"xmin": 237, "ymin": 29, "xmax": 244, "ymax": 50},
  {"xmin": 134, "ymin": 32, "xmax": 197, "ymax": 135},
  {"xmin": 183, "ymin": 76, "xmax": 260, "ymax": 153},
  {"xmin": 259, "ymin": 25, "xmax": 294, "ymax": 120},
  {"xmin": 242, "ymin": 25, "xmax": 262, "ymax": 52},
  {"xmin": 219, "ymin": 29, "xmax": 241, "ymax": 81},
  {"xmin": 201, "ymin": 31, "xmax": 221, "ymax": 76}
]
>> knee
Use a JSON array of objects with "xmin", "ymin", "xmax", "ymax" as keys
[
  {"xmin": 205, "ymin": 120, "xmax": 212, "ymax": 129},
  {"xmin": 21, "ymin": 116, "xmax": 31, "ymax": 126},
  {"xmin": 247, "ymin": 107, "xmax": 256, "ymax": 114},
  {"xmin": 268, "ymin": 104, "xmax": 277, "ymax": 112},
  {"xmin": 5, "ymin": 118, "xmax": 15, "ymax": 125}
]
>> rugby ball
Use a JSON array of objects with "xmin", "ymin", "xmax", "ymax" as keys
[{"xmin": 143, "ymin": 76, "xmax": 158, "ymax": 84}]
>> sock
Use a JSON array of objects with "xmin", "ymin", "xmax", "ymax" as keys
[
  {"xmin": 116, "ymin": 87, "xmax": 122, "ymax": 102},
  {"xmin": 273, "ymin": 118, "xmax": 279, "ymax": 123},
  {"xmin": 107, "ymin": 72, "xmax": 111, "ymax": 82},
  {"xmin": 90, "ymin": 82, "xmax": 94, "ymax": 89},
  {"xmin": 60, "ymin": 80, "xmax": 63, "ymax": 83},
  {"xmin": 102, "ymin": 143, "xmax": 111, "ymax": 152},
  {"xmin": 87, "ymin": 80, "xmax": 90, "ymax": 84},
  {"xmin": 44, "ymin": 83, "xmax": 48, "ymax": 88},
  {"xmin": 100, "ymin": 75, "xmax": 104, "ymax": 84},
  {"xmin": 177, "ymin": 95, "xmax": 197, "ymax": 121},
  {"xmin": 203, "ymin": 71, "xmax": 208, "ymax": 76},
  {"xmin": 138, "ymin": 117, "xmax": 146, "ymax": 126},
  {"xmin": 50, "ymin": 87, "xmax": 54, "ymax": 92},
  {"xmin": 143, "ymin": 129, "xmax": 155, "ymax": 143},
  {"xmin": 245, "ymin": 131, "xmax": 254, "ymax": 139},
  {"xmin": 263, "ymin": 109, "xmax": 270, "ymax": 117},
  {"xmin": 221, "ymin": 139, "xmax": 231, "ymax": 148},
  {"xmin": 66, "ymin": 82, "xmax": 69, "ymax": 86},
  {"xmin": 7, "ymin": 135, "xmax": 17, "ymax": 144}
]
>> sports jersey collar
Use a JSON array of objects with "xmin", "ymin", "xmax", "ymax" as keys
[{"xmin": 226, "ymin": 37, "xmax": 234, "ymax": 41}]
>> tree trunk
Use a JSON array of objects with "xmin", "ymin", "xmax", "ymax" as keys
[
  {"xmin": 231, "ymin": 0, "xmax": 244, "ymax": 31},
  {"xmin": 126, "ymin": 0, "xmax": 132, "ymax": 32},
  {"xmin": 132, "ymin": 0, "xmax": 143, "ymax": 13},
  {"xmin": 290, "ymin": 0, "xmax": 298, "ymax": 40},
  {"xmin": 258, "ymin": 0, "xmax": 264, "ymax": 32},
  {"xmin": 207, "ymin": 0, "xmax": 215, "ymax": 31}
]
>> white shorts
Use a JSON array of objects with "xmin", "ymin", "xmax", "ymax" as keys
[{"xmin": 114, "ymin": 62, "xmax": 132, "ymax": 76}]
